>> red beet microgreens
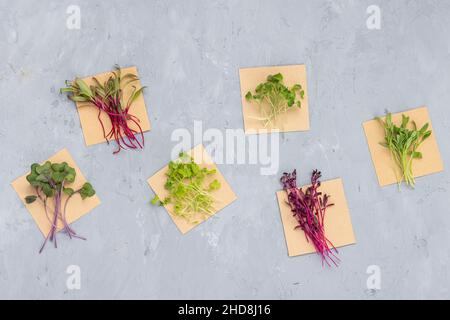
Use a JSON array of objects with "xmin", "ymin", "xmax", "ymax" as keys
[
  {"xmin": 61, "ymin": 66, "xmax": 146, "ymax": 154},
  {"xmin": 281, "ymin": 170, "xmax": 339, "ymax": 267}
]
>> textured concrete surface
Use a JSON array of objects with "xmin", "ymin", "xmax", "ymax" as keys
[{"xmin": 0, "ymin": 0, "xmax": 449, "ymax": 300}]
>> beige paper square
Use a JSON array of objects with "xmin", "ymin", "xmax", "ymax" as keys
[
  {"xmin": 148, "ymin": 144, "xmax": 237, "ymax": 234},
  {"xmin": 11, "ymin": 149, "xmax": 101, "ymax": 236},
  {"xmin": 276, "ymin": 178, "xmax": 356, "ymax": 257},
  {"xmin": 239, "ymin": 64, "xmax": 310, "ymax": 134},
  {"xmin": 363, "ymin": 106, "xmax": 444, "ymax": 187},
  {"xmin": 75, "ymin": 66, "xmax": 151, "ymax": 146}
]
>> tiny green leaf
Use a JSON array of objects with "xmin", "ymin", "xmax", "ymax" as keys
[
  {"xmin": 208, "ymin": 180, "xmax": 221, "ymax": 191},
  {"xmin": 80, "ymin": 182, "xmax": 95, "ymax": 200},
  {"xmin": 150, "ymin": 195, "xmax": 161, "ymax": 205},
  {"xmin": 63, "ymin": 187, "xmax": 75, "ymax": 196},
  {"xmin": 411, "ymin": 151, "xmax": 423, "ymax": 159},
  {"xmin": 25, "ymin": 195, "xmax": 37, "ymax": 204},
  {"xmin": 75, "ymin": 78, "xmax": 93, "ymax": 97}
]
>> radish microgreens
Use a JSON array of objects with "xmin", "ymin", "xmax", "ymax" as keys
[{"xmin": 25, "ymin": 161, "xmax": 96, "ymax": 253}]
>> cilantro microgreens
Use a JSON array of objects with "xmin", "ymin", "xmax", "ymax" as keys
[
  {"xmin": 245, "ymin": 73, "xmax": 304, "ymax": 127},
  {"xmin": 25, "ymin": 161, "xmax": 96, "ymax": 253},
  {"xmin": 151, "ymin": 152, "xmax": 221, "ymax": 223},
  {"xmin": 376, "ymin": 113, "xmax": 432, "ymax": 188}
]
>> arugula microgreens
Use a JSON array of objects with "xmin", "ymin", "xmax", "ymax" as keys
[
  {"xmin": 61, "ymin": 65, "xmax": 146, "ymax": 154},
  {"xmin": 245, "ymin": 73, "xmax": 304, "ymax": 127},
  {"xmin": 376, "ymin": 113, "xmax": 432, "ymax": 188},
  {"xmin": 151, "ymin": 152, "xmax": 221, "ymax": 223},
  {"xmin": 25, "ymin": 161, "xmax": 96, "ymax": 253}
]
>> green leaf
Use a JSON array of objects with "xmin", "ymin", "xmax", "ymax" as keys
[
  {"xmin": 36, "ymin": 174, "xmax": 49, "ymax": 183},
  {"xmin": 268, "ymin": 73, "xmax": 283, "ymax": 83},
  {"xmin": 386, "ymin": 113, "xmax": 392, "ymax": 126},
  {"xmin": 35, "ymin": 162, "xmax": 51, "ymax": 174},
  {"xmin": 419, "ymin": 123, "xmax": 429, "ymax": 134},
  {"xmin": 25, "ymin": 195, "xmax": 37, "ymax": 204},
  {"xmin": 64, "ymin": 167, "xmax": 76, "ymax": 183},
  {"xmin": 245, "ymin": 91, "xmax": 253, "ymax": 101},
  {"xmin": 60, "ymin": 87, "xmax": 75, "ymax": 94},
  {"xmin": 401, "ymin": 115, "xmax": 409, "ymax": 129},
  {"xmin": 51, "ymin": 163, "xmax": 65, "ymax": 172},
  {"xmin": 208, "ymin": 180, "xmax": 221, "ymax": 191},
  {"xmin": 422, "ymin": 131, "xmax": 432, "ymax": 141},
  {"xmin": 63, "ymin": 187, "xmax": 75, "ymax": 196},
  {"xmin": 26, "ymin": 172, "xmax": 38, "ymax": 183},
  {"xmin": 51, "ymin": 171, "xmax": 66, "ymax": 183},
  {"xmin": 80, "ymin": 182, "xmax": 95, "ymax": 200},
  {"xmin": 411, "ymin": 151, "xmax": 423, "ymax": 159},
  {"xmin": 31, "ymin": 163, "xmax": 39, "ymax": 174},
  {"xmin": 128, "ymin": 86, "xmax": 145, "ymax": 106},
  {"xmin": 75, "ymin": 78, "xmax": 93, "ymax": 97},
  {"xmin": 42, "ymin": 184, "xmax": 54, "ymax": 197},
  {"xmin": 70, "ymin": 95, "xmax": 90, "ymax": 103},
  {"xmin": 150, "ymin": 195, "xmax": 161, "ymax": 205}
]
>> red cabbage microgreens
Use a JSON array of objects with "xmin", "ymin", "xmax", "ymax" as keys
[
  {"xmin": 25, "ymin": 161, "xmax": 96, "ymax": 253},
  {"xmin": 61, "ymin": 66, "xmax": 145, "ymax": 154},
  {"xmin": 281, "ymin": 170, "xmax": 339, "ymax": 267}
]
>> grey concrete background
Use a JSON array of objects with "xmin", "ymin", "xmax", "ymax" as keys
[{"xmin": 0, "ymin": 0, "xmax": 449, "ymax": 300}]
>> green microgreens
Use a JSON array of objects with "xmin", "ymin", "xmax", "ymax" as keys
[
  {"xmin": 245, "ymin": 73, "xmax": 304, "ymax": 128},
  {"xmin": 25, "ymin": 161, "xmax": 96, "ymax": 253},
  {"xmin": 376, "ymin": 113, "xmax": 432, "ymax": 188},
  {"xmin": 151, "ymin": 152, "xmax": 221, "ymax": 224}
]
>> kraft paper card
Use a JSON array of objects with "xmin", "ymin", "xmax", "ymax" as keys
[
  {"xmin": 11, "ymin": 149, "xmax": 101, "ymax": 236},
  {"xmin": 75, "ymin": 66, "xmax": 151, "ymax": 146},
  {"xmin": 148, "ymin": 144, "xmax": 237, "ymax": 234},
  {"xmin": 239, "ymin": 64, "xmax": 310, "ymax": 134},
  {"xmin": 276, "ymin": 178, "xmax": 356, "ymax": 257},
  {"xmin": 363, "ymin": 106, "xmax": 444, "ymax": 187}
]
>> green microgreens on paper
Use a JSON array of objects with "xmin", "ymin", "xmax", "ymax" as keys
[
  {"xmin": 151, "ymin": 152, "xmax": 221, "ymax": 224},
  {"xmin": 376, "ymin": 113, "xmax": 432, "ymax": 188},
  {"xmin": 25, "ymin": 161, "xmax": 96, "ymax": 253},
  {"xmin": 245, "ymin": 73, "xmax": 304, "ymax": 128}
]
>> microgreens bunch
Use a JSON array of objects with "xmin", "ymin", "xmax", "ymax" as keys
[
  {"xmin": 151, "ymin": 153, "xmax": 221, "ymax": 223},
  {"xmin": 245, "ymin": 73, "xmax": 304, "ymax": 127},
  {"xmin": 281, "ymin": 169, "xmax": 339, "ymax": 267},
  {"xmin": 376, "ymin": 113, "xmax": 432, "ymax": 188},
  {"xmin": 25, "ymin": 161, "xmax": 96, "ymax": 253},
  {"xmin": 61, "ymin": 66, "xmax": 145, "ymax": 154}
]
